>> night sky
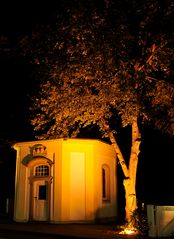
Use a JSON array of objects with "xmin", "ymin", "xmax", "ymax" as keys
[
  {"xmin": 0, "ymin": 1, "xmax": 60, "ymax": 142},
  {"xmin": 0, "ymin": 0, "xmax": 174, "ymax": 219}
]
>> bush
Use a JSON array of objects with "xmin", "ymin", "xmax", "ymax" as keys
[{"xmin": 128, "ymin": 208, "xmax": 149, "ymax": 235}]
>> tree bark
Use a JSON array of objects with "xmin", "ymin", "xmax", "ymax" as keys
[
  {"xmin": 124, "ymin": 117, "xmax": 141, "ymax": 222},
  {"xmin": 105, "ymin": 117, "xmax": 141, "ymax": 222},
  {"xmin": 108, "ymin": 131, "xmax": 129, "ymax": 178}
]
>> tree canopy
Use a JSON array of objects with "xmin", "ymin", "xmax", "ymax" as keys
[{"xmin": 18, "ymin": 0, "xmax": 174, "ymax": 139}]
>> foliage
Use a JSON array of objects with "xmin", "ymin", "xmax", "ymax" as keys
[
  {"xmin": 19, "ymin": 0, "xmax": 174, "ymax": 139},
  {"xmin": 127, "ymin": 208, "xmax": 149, "ymax": 235}
]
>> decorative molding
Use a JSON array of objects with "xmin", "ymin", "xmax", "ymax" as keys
[{"xmin": 31, "ymin": 144, "xmax": 47, "ymax": 157}]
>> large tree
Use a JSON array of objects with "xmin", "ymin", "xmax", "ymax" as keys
[{"xmin": 19, "ymin": 0, "xmax": 174, "ymax": 224}]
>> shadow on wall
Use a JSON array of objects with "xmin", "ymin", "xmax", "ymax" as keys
[
  {"xmin": 0, "ymin": 146, "xmax": 16, "ymax": 220},
  {"xmin": 94, "ymin": 207, "xmax": 118, "ymax": 224}
]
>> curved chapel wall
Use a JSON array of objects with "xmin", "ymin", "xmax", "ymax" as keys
[
  {"xmin": 13, "ymin": 138, "xmax": 117, "ymax": 223},
  {"xmin": 93, "ymin": 141, "xmax": 117, "ymax": 221}
]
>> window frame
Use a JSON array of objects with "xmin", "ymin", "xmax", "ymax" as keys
[{"xmin": 34, "ymin": 164, "xmax": 50, "ymax": 177}]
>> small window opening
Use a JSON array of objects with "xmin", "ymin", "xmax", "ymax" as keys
[
  {"xmin": 102, "ymin": 165, "xmax": 110, "ymax": 202},
  {"xmin": 35, "ymin": 165, "xmax": 49, "ymax": 177}
]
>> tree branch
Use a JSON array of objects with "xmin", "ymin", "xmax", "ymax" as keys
[{"xmin": 134, "ymin": 43, "xmax": 156, "ymax": 72}]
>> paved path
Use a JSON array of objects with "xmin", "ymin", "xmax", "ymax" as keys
[{"xmin": 0, "ymin": 220, "xmax": 161, "ymax": 239}]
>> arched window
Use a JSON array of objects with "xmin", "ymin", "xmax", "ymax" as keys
[
  {"xmin": 35, "ymin": 165, "xmax": 49, "ymax": 177},
  {"xmin": 102, "ymin": 164, "xmax": 110, "ymax": 201}
]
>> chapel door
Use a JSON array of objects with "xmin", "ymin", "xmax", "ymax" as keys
[{"xmin": 33, "ymin": 180, "xmax": 49, "ymax": 221}]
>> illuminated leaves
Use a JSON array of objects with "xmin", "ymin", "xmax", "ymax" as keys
[{"xmin": 26, "ymin": 0, "xmax": 174, "ymax": 139}]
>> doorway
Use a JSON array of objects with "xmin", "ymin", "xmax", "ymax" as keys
[{"xmin": 33, "ymin": 180, "xmax": 49, "ymax": 221}]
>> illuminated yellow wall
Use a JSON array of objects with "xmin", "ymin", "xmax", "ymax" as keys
[
  {"xmin": 93, "ymin": 141, "xmax": 117, "ymax": 220},
  {"xmin": 60, "ymin": 140, "xmax": 95, "ymax": 221},
  {"xmin": 13, "ymin": 138, "xmax": 117, "ymax": 223}
]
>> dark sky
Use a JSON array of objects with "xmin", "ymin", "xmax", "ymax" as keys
[
  {"xmin": 0, "ymin": 1, "xmax": 59, "ymax": 142},
  {"xmin": 0, "ymin": 1, "xmax": 58, "ymax": 34}
]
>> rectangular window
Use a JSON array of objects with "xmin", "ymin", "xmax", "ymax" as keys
[
  {"xmin": 35, "ymin": 165, "xmax": 49, "ymax": 177},
  {"xmin": 38, "ymin": 185, "xmax": 47, "ymax": 200}
]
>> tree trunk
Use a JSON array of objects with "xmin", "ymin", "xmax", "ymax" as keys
[
  {"xmin": 124, "ymin": 117, "xmax": 141, "ymax": 222},
  {"xmin": 106, "ymin": 117, "xmax": 141, "ymax": 222}
]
